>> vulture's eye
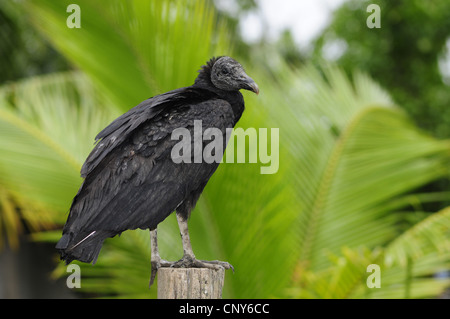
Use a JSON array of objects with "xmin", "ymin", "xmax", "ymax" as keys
[{"xmin": 221, "ymin": 69, "xmax": 230, "ymax": 75}]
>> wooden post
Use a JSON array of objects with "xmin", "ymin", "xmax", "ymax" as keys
[{"xmin": 157, "ymin": 268, "xmax": 225, "ymax": 299}]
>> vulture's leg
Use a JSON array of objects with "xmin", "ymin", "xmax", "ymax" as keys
[
  {"xmin": 174, "ymin": 212, "xmax": 234, "ymax": 272},
  {"xmin": 149, "ymin": 228, "xmax": 172, "ymax": 287},
  {"xmin": 149, "ymin": 213, "xmax": 234, "ymax": 288}
]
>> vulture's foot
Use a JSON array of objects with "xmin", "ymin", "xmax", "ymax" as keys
[
  {"xmin": 149, "ymin": 255, "xmax": 234, "ymax": 287},
  {"xmin": 149, "ymin": 257, "xmax": 173, "ymax": 287},
  {"xmin": 173, "ymin": 254, "xmax": 235, "ymax": 272}
]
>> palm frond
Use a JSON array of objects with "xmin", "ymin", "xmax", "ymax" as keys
[
  {"xmin": 0, "ymin": 186, "xmax": 22, "ymax": 249},
  {"xmin": 0, "ymin": 185, "xmax": 55, "ymax": 249},
  {"xmin": 294, "ymin": 245, "xmax": 450, "ymax": 299},
  {"xmin": 257, "ymin": 62, "xmax": 450, "ymax": 272},
  {"xmin": 0, "ymin": 71, "xmax": 115, "ymax": 213},
  {"xmin": 385, "ymin": 207, "xmax": 450, "ymax": 267},
  {"xmin": 24, "ymin": 0, "xmax": 232, "ymax": 110},
  {"xmin": 293, "ymin": 205, "xmax": 450, "ymax": 299}
]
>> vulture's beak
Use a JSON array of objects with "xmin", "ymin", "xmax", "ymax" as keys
[{"xmin": 241, "ymin": 75, "xmax": 260, "ymax": 95}]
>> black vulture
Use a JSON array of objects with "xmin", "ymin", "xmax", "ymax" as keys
[{"xmin": 56, "ymin": 56, "xmax": 259, "ymax": 285}]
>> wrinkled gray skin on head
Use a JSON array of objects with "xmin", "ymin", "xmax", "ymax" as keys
[{"xmin": 211, "ymin": 57, "xmax": 259, "ymax": 94}]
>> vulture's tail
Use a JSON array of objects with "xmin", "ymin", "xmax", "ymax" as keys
[{"xmin": 56, "ymin": 230, "xmax": 114, "ymax": 264}]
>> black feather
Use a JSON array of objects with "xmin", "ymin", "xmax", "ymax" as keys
[{"xmin": 57, "ymin": 57, "xmax": 251, "ymax": 264}]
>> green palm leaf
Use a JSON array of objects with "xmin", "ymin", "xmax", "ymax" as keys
[
  {"xmin": 289, "ymin": 208, "xmax": 450, "ymax": 299},
  {"xmin": 361, "ymin": 207, "xmax": 450, "ymax": 299},
  {"xmin": 0, "ymin": 72, "xmax": 115, "ymax": 212},
  {"xmin": 255, "ymin": 62, "xmax": 450, "ymax": 298},
  {"xmin": 385, "ymin": 207, "xmax": 450, "ymax": 267},
  {"xmin": 259, "ymin": 63, "xmax": 450, "ymax": 272},
  {"xmin": 0, "ymin": 71, "xmax": 116, "ymax": 251},
  {"xmin": 23, "ymin": 0, "xmax": 231, "ymax": 110}
]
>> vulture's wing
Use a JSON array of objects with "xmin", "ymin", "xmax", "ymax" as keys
[
  {"xmin": 80, "ymin": 87, "xmax": 217, "ymax": 178},
  {"xmin": 57, "ymin": 96, "xmax": 234, "ymax": 264}
]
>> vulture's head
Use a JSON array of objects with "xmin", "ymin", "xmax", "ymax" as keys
[{"xmin": 210, "ymin": 56, "xmax": 259, "ymax": 94}]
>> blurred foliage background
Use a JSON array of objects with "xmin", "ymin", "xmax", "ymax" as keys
[{"xmin": 0, "ymin": 0, "xmax": 449, "ymax": 299}]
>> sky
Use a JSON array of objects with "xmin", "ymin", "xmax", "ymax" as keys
[
  {"xmin": 235, "ymin": 0, "xmax": 347, "ymax": 49},
  {"xmin": 220, "ymin": 0, "xmax": 449, "ymax": 79}
]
